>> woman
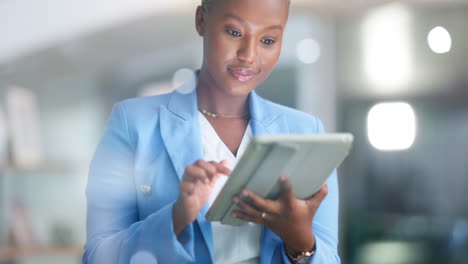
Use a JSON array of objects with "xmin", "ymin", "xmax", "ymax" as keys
[{"xmin": 83, "ymin": 0, "xmax": 340, "ymax": 263}]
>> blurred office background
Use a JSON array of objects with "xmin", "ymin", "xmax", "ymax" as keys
[{"xmin": 1, "ymin": 0, "xmax": 467, "ymax": 263}]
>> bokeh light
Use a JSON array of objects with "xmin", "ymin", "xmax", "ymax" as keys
[
  {"xmin": 427, "ymin": 26, "xmax": 452, "ymax": 54},
  {"xmin": 296, "ymin": 38, "xmax": 321, "ymax": 64},
  {"xmin": 367, "ymin": 102, "xmax": 416, "ymax": 151}
]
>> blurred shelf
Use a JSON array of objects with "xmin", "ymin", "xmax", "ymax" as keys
[{"xmin": 0, "ymin": 245, "xmax": 83, "ymax": 261}]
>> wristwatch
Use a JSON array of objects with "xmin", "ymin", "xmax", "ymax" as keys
[{"xmin": 285, "ymin": 245, "xmax": 315, "ymax": 264}]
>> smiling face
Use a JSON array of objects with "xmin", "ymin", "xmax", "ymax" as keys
[{"xmin": 196, "ymin": 0, "xmax": 289, "ymax": 97}]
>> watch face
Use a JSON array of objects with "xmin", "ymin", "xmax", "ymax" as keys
[{"xmin": 297, "ymin": 256, "xmax": 312, "ymax": 264}]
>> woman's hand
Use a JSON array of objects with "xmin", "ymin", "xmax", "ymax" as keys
[
  {"xmin": 231, "ymin": 175, "xmax": 328, "ymax": 253},
  {"xmin": 173, "ymin": 160, "xmax": 231, "ymax": 236}
]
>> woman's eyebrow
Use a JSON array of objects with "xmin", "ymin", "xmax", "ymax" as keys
[
  {"xmin": 223, "ymin": 13, "xmax": 283, "ymax": 31},
  {"xmin": 224, "ymin": 13, "xmax": 247, "ymax": 25}
]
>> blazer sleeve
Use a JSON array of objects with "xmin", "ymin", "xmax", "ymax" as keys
[
  {"xmin": 280, "ymin": 118, "xmax": 341, "ymax": 264},
  {"xmin": 83, "ymin": 103, "xmax": 196, "ymax": 264}
]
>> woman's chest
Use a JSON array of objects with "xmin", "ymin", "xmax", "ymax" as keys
[{"xmin": 206, "ymin": 118, "xmax": 250, "ymax": 156}]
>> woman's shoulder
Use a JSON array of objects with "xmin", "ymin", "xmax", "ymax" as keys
[
  {"xmin": 118, "ymin": 92, "xmax": 172, "ymax": 111},
  {"xmin": 258, "ymin": 96, "xmax": 324, "ymax": 133},
  {"xmin": 114, "ymin": 92, "xmax": 174, "ymax": 121}
]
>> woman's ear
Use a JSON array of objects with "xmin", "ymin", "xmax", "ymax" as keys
[{"xmin": 195, "ymin": 6, "xmax": 206, "ymax": 36}]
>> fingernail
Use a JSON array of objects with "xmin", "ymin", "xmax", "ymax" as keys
[
  {"xmin": 241, "ymin": 190, "xmax": 249, "ymax": 197},
  {"xmin": 204, "ymin": 178, "xmax": 210, "ymax": 184},
  {"xmin": 280, "ymin": 175, "xmax": 287, "ymax": 181}
]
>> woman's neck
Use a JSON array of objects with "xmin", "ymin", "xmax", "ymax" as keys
[{"xmin": 196, "ymin": 71, "xmax": 249, "ymax": 116}]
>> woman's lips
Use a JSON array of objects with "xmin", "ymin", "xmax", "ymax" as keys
[{"xmin": 228, "ymin": 67, "xmax": 259, "ymax": 82}]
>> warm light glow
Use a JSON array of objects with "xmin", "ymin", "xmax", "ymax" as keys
[
  {"xmin": 363, "ymin": 3, "xmax": 411, "ymax": 91},
  {"xmin": 296, "ymin": 38, "xmax": 321, "ymax": 64},
  {"xmin": 367, "ymin": 102, "xmax": 416, "ymax": 151},
  {"xmin": 427, "ymin": 26, "xmax": 452, "ymax": 54}
]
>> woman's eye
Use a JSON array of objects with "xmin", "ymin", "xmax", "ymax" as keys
[
  {"xmin": 261, "ymin": 39, "xmax": 276, "ymax": 46},
  {"xmin": 226, "ymin": 29, "xmax": 242, "ymax": 37}
]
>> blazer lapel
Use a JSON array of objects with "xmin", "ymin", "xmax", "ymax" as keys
[
  {"xmin": 159, "ymin": 83, "xmax": 215, "ymax": 262},
  {"xmin": 249, "ymin": 90, "xmax": 289, "ymax": 136},
  {"xmin": 159, "ymin": 88, "xmax": 202, "ymax": 181}
]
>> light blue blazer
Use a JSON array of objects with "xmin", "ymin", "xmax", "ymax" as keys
[{"xmin": 83, "ymin": 80, "xmax": 341, "ymax": 264}]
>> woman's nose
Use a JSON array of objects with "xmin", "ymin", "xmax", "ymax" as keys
[{"xmin": 236, "ymin": 37, "xmax": 257, "ymax": 63}]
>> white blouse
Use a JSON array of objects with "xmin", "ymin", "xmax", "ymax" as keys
[{"xmin": 198, "ymin": 112, "xmax": 262, "ymax": 264}]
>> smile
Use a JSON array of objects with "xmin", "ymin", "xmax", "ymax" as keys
[{"xmin": 228, "ymin": 67, "xmax": 259, "ymax": 82}]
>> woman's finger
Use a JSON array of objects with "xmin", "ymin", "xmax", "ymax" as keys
[
  {"xmin": 306, "ymin": 183, "xmax": 328, "ymax": 205},
  {"xmin": 279, "ymin": 175, "xmax": 295, "ymax": 204},
  {"xmin": 208, "ymin": 160, "xmax": 231, "ymax": 176},
  {"xmin": 231, "ymin": 210, "xmax": 265, "ymax": 225},
  {"xmin": 233, "ymin": 196, "xmax": 262, "ymax": 217},
  {"xmin": 184, "ymin": 164, "xmax": 210, "ymax": 183},
  {"xmin": 240, "ymin": 189, "xmax": 280, "ymax": 214},
  {"xmin": 220, "ymin": 160, "xmax": 228, "ymax": 167},
  {"xmin": 195, "ymin": 160, "xmax": 218, "ymax": 180}
]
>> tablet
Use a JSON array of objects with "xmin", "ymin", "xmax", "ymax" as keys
[{"xmin": 205, "ymin": 133, "xmax": 353, "ymax": 226}]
